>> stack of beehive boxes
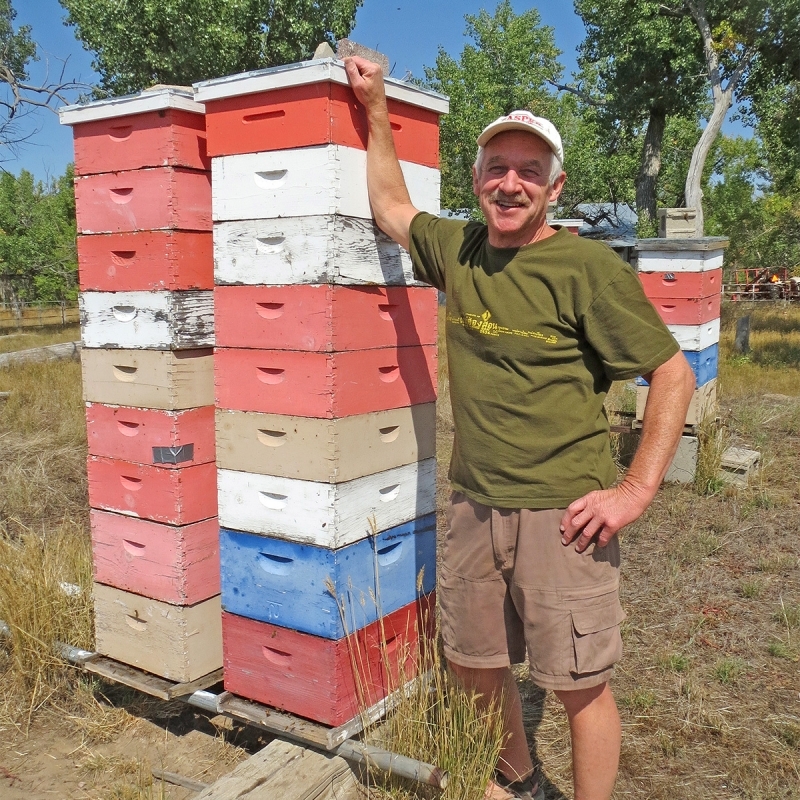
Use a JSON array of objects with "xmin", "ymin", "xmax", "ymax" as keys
[
  {"xmin": 194, "ymin": 60, "xmax": 447, "ymax": 726},
  {"xmin": 635, "ymin": 237, "xmax": 728, "ymax": 479},
  {"xmin": 61, "ymin": 89, "xmax": 223, "ymax": 683}
]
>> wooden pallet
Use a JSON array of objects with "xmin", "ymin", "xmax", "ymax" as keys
[{"xmin": 81, "ymin": 653, "xmax": 426, "ymax": 750}]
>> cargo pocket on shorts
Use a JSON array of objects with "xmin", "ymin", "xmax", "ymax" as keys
[{"xmin": 568, "ymin": 592, "xmax": 626, "ymax": 675}]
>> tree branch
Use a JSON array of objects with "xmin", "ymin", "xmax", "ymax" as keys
[{"xmin": 547, "ymin": 79, "xmax": 606, "ymax": 106}]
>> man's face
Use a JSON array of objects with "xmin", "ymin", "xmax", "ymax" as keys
[{"xmin": 472, "ymin": 130, "xmax": 566, "ymax": 248}]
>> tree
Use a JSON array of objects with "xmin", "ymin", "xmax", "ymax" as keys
[
  {"xmin": 422, "ymin": 1, "xmax": 562, "ymax": 217},
  {"xmin": 60, "ymin": 0, "xmax": 363, "ymax": 96},
  {"xmin": 0, "ymin": 0, "xmax": 85, "ymax": 157},
  {"xmin": 0, "ymin": 166, "xmax": 77, "ymax": 304},
  {"xmin": 572, "ymin": 1, "xmax": 707, "ymax": 232}
]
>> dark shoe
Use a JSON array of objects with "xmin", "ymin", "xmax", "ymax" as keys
[{"xmin": 490, "ymin": 768, "xmax": 544, "ymax": 800}]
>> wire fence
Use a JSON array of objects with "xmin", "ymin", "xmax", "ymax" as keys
[{"xmin": 0, "ymin": 301, "xmax": 80, "ymax": 332}]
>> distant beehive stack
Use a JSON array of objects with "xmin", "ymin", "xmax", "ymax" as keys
[
  {"xmin": 634, "ymin": 237, "xmax": 728, "ymax": 482},
  {"xmin": 194, "ymin": 60, "xmax": 448, "ymax": 726},
  {"xmin": 60, "ymin": 89, "xmax": 222, "ymax": 683}
]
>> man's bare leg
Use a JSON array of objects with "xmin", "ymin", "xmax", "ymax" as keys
[
  {"xmin": 554, "ymin": 682, "xmax": 620, "ymax": 800},
  {"xmin": 448, "ymin": 661, "xmax": 533, "ymax": 782}
]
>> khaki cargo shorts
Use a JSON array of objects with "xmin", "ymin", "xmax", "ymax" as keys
[{"xmin": 440, "ymin": 491, "xmax": 626, "ymax": 691}]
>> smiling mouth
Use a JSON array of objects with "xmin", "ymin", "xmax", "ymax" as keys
[{"xmin": 490, "ymin": 192, "xmax": 529, "ymax": 209}]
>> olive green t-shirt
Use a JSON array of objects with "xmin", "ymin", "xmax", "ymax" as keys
[{"xmin": 409, "ymin": 212, "xmax": 679, "ymax": 509}]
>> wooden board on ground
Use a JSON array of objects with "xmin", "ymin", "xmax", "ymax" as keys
[
  {"xmin": 84, "ymin": 654, "xmax": 222, "ymax": 700},
  {"xmin": 194, "ymin": 738, "xmax": 358, "ymax": 800}
]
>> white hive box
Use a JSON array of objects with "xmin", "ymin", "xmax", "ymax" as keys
[
  {"xmin": 80, "ymin": 291, "xmax": 214, "ymax": 349},
  {"xmin": 636, "ymin": 237, "xmax": 729, "ymax": 273},
  {"xmin": 217, "ymin": 458, "xmax": 436, "ymax": 548},
  {"xmin": 214, "ymin": 215, "xmax": 420, "ymax": 286},
  {"xmin": 211, "ymin": 145, "xmax": 440, "ymax": 222}
]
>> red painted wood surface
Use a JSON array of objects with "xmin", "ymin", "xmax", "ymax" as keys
[
  {"xmin": 638, "ymin": 268, "xmax": 722, "ymax": 300},
  {"xmin": 650, "ymin": 294, "xmax": 721, "ymax": 325},
  {"xmin": 91, "ymin": 510, "xmax": 220, "ymax": 604},
  {"xmin": 75, "ymin": 167, "xmax": 212, "ymax": 234},
  {"xmin": 203, "ymin": 83, "xmax": 440, "ymax": 167},
  {"xmin": 87, "ymin": 455, "xmax": 217, "ymax": 524},
  {"xmin": 222, "ymin": 592, "xmax": 435, "ymax": 726},
  {"xmin": 215, "ymin": 345, "xmax": 437, "ymax": 417},
  {"xmin": 72, "ymin": 108, "xmax": 209, "ymax": 176},
  {"xmin": 78, "ymin": 231, "xmax": 213, "ymax": 291},
  {"xmin": 86, "ymin": 403, "xmax": 216, "ymax": 467},
  {"xmin": 214, "ymin": 285, "xmax": 438, "ymax": 351}
]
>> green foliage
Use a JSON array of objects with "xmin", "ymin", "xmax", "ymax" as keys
[
  {"xmin": 0, "ymin": 167, "xmax": 77, "ymax": 303},
  {"xmin": 422, "ymin": 1, "xmax": 562, "ymax": 217},
  {"xmin": 0, "ymin": 0, "xmax": 35, "ymax": 81},
  {"xmin": 60, "ymin": 0, "xmax": 363, "ymax": 96}
]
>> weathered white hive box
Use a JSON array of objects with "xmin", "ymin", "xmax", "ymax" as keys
[
  {"xmin": 93, "ymin": 582, "xmax": 222, "ymax": 682},
  {"xmin": 91, "ymin": 510, "xmax": 220, "ymax": 604},
  {"xmin": 720, "ymin": 447, "xmax": 760, "ymax": 486},
  {"xmin": 636, "ymin": 237, "xmax": 729, "ymax": 273},
  {"xmin": 81, "ymin": 348, "xmax": 214, "ymax": 409},
  {"xmin": 211, "ymin": 145, "xmax": 439, "ymax": 222},
  {"xmin": 667, "ymin": 318, "xmax": 721, "ymax": 351},
  {"xmin": 215, "ymin": 404, "xmax": 436, "ymax": 482},
  {"xmin": 217, "ymin": 458, "xmax": 436, "ymax": 548},
  {"xmin": 214, "ymin": 215, "xmax": 419, "ymax": 286},
  {"xmin": 59, "ymin": 87, "xmax": 208, "ymax": 176},
  {"xmin": 80, "ymin": 291, "xmax": 214, "ymax": 349}
]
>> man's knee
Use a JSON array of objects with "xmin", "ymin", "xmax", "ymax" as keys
[
  {"xmin": 447, "ymin": 659, "xmax": 511, "ymax": 695},
  {"xmin": 554, "ymin": 681, "xmax": 614, "ymax": 718}
]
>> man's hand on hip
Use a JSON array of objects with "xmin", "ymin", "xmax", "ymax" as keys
[{"xmin": 559, "ymin": 480, "xmax": 654, "ymax": 553}]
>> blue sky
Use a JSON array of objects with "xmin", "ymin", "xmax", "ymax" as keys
[
  {"xmin": 11, "ymin": 1, "xmax": 743, "ymax": 183},
  {"xmin": 10, "ymin": 0, "xmax": 587, "ymax": 181}
]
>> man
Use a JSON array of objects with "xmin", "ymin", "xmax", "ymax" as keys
[{"xmin": 344, "ymin": 57, "xmax": 695, "ymax": 800}]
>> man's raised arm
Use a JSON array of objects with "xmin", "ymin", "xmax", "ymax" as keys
[{"xmin": 344, "ymin": 57, "xmax": 420, "ymax": 251}]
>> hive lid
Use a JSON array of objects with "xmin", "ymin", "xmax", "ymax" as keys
[
  {"xmin": 193, "ymin": 57, "xmax": 449, "ymax": 114},
  {"xmin": 59, "ymin": 86, "xmax": 205, "ymax": 126}
]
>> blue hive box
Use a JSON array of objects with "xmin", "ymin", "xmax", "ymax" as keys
[
  {"xmin": 220, "ymin": 513, "xmax": 436, "ymax": 639},
  {"xmin": 636, "ymin": 343, "xmax": 718, "ymax": 387}
]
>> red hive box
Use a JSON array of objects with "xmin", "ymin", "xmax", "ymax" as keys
[
  {"xmin": 214, "ymin": 284, "xmax": 438, "ymax": 351},
  {"xmin": 222, "ymin": 592, "xmax": 435, "ymax": 726},
  {"xmin": 91, "ymin": 510, "xmax": 220, "ymax": 604},
  {"xmin": 86, "ymin": 403, "xmax": 216, "ymax": 467},
  {"xmin": 638, "ymin": 268, "xmax": 722, "ymax": 299},
  {"xmin": 214, "ymin": 345, "xmax": 437, "ymax": 418},
  {"xmin": 87, "ymin": 456, "xmax": 218, "ymax": 525},
  {"xmin": 77, "ymin": 231, "xmax": 213, "ymax": 292},
  {"xmin": 195, "ymin": 63, "xmax": 446, "ymax": 167}
]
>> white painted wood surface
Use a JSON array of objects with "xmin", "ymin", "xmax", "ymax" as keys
[
  {"xmin": 214, "ymin": 215, "xmax": 421, "ymax": 286},
  {"xmin": 194, "ymin": 738, "xmax": 358, "ymax": 800},
  {"xmin": 217, "ymin": 458, "xmax": 436, "ymax": 548},
  {"xmin": 667, "ymin": 318, "xmax": 720, "ymax": 350},
  {"xmin": 81, "ymin": 291, "xmax": 214, "ymax": 349},
  {"xmin": 93, "ymin": 583, "xmax": 222, "ymax": 683},
  {"xmin": 638, "ymin": 251, "xmax": 725, "ymax": 273},
  {"xmin": 212, "ymin": 146, "xmax": 440, "ymax": 222},
  {"xmin": 60, "ymin": 87, "xmax": 204, "ymax": 126}
]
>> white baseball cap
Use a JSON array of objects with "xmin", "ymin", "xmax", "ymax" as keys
[{"xmin": 477, "ymin": 111, "xmax": 564, "ymax": 163}]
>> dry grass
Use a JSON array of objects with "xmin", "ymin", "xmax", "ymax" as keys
[{"xmin": 0, "ymin": 324, "xmax": 81, "ymax": 354}]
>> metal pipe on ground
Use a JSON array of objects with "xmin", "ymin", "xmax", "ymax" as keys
[{"xmin": 0, "ymin": 626, "xmax": 449, "ymax": 791}]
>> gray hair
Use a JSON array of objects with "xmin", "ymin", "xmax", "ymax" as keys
[{"xmin": 474, "ymin": 145, "xmax": 564, "ymax": 186}]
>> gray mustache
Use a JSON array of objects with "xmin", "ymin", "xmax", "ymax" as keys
[{"xmin": 489, "ymin": 190, "xmax": 529, "ymax": 206}]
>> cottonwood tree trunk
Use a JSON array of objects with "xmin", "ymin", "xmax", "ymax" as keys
[
  {"xmin": 683, "ymin": 0, "xmax": 755, "ymax": 236},
  {"xmin": 635, "ymin": 106, "xmax": 666, "ymax": 233}
]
